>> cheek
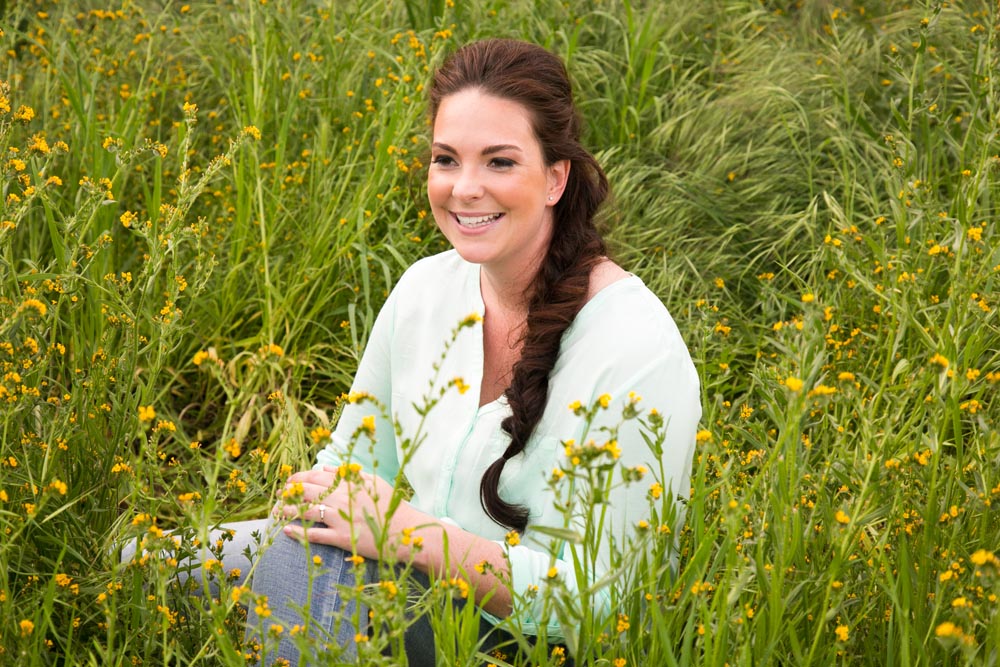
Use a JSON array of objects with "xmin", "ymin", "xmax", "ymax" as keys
[
  {"xmin": 426, "ymin": 176, "xmax": 450, "ymax": 230},
  {"xmin": 426, "ymin": 172, "xmax": 449, "ymax": 206}
]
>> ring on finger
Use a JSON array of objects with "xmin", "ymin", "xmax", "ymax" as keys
[{"xmin": 317, "ymin": 504, "xmax": 326, "ymax": 522}]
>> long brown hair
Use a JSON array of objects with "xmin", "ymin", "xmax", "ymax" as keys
[{"xmin": 429, "ymin": 39, "xmax": 609, "ymax": 533}]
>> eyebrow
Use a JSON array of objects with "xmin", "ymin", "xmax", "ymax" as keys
[{"xmin": 432, "ymin": 142, "xmax": 523, "ymax": 155}]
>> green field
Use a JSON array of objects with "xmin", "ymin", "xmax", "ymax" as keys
[{"xmin": 1, "ymin": 0, "xmax": 998, "ymax": 664}]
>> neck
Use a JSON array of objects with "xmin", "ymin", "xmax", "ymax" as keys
[
  {"xmin": 480, "ymin": 269, "xmax": 530, "ymax": 315},
  {"xmin": 481, "ymin": 242, "xmax": 552, "ymax": 315},
  {"xmin": 479, "ymin": 235, "xmax": 549, "ymax": 313}
]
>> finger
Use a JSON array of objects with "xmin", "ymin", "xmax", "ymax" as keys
[
  {"xmin": 283, "ymin": 521, "xmax": 341, "ymax": 548},
  {"xmin": 276, "ymin": 501, "xmax": 319, "ymax": 522},
  {"xmin": 287, "ymin": 469, "xmax": 338, "ymax": 486},
  {"xmin": 282, "ymin": 522, "xmax": 306, "ymax": 543},
  {"xmin": 270, "ymin": 499, "xmax": 293, "ymax": 518},
  {"xmin": 313, "ymin": 502, "xmax": 329, "ymax": 525},
  {"xmin": 281, "ymin": 480, "xmax": 337, "ymax": 504},
  {"xmin": 299, "ymin": 482, "xmax": 337, "ymax": 503}
]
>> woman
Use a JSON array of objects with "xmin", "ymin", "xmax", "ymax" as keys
[{"xmin": 246, "ymin": 38, "xmax": 701, "ymax": 664}]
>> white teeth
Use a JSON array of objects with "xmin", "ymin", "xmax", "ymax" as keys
[{"xmin": 455, "ymin": 213, "xmax": 502, "ymax": 228}]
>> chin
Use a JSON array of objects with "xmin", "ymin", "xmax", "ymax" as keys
[{"xmin": 450, "ymin": 244, "xmax": 494, "ymax": 266}]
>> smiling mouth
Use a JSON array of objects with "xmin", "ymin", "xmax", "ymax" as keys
[{"xmin": 455, "ymin": 212, "xmax": 503, "ymax": 228}]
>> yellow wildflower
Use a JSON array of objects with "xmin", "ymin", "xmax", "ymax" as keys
[
  {"xmin": 224, "ymin": 439, "xmax": 241, "ymax": 458},
  {"xmin": 459, "ymin": 312, "xmax": 482, "ymax": 327},
  {"xmin": 617, "ymin": 614, "xmax": 630, "ymax": 633},
  {"xmin": 19, "ymin": 298, "xmax": 47, "ymax": 317},
  {"xmin": 935, "ymin": 621, "xmax": 963, "ymax": 639},
  {"xmin": 360, "ymin": 415, "xmax": 376, "ymax": 435},
  {"xmin": 971, "ymin": 549, "xmax": 997, "ymax": 567},
  {"xmin": 309, "ymin": 426, "xmax": 331, "ymax": 444},
  {"xmin": 14, "ymin": 105, "xmax": 34, "ymax": 122},
  {"xmin": 46, "ymin": 479, "xmax": 68, "ymax": 495},
  {"xmin": 929, "ymin": 353, "xmax": 949, "ymax": 369},
  {"xmin": 28, "ymin": 133, "xmax": 50, "ymax": 154}
]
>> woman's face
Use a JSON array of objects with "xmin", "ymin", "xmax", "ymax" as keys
[{"xmin": 428, "ymin": 88, "xmax": 568, "ymax": 279}]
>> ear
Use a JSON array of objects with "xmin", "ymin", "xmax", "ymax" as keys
[{"xmin": 546, "ymin": 159, "xmax": 570, "ymax": 205}]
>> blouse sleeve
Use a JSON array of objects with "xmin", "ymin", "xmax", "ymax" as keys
[
  {"xmin": 314, "ymin": 286, "xmax": 401, "ymax": 483},
  {"xmin": 485, "ymin": 296, "xmax": 702, "ymax": 639}
]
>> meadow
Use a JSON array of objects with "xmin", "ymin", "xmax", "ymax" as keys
[{"xmin": 1, "ymin": 0, "xmax": 998, "ymax": 664}]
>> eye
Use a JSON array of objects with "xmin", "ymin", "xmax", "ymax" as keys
[
  {"xmin": 488, "ymin": 157, "xmax": 515, "ymax": 169},
  {"xmin": 431, "ymin": 155, "xmax": 456, "ymax": 167}
]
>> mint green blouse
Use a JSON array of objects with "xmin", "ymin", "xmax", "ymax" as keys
[{"xmin": 316, "ymin": 250, "xmax": 701, "ymax": 638}]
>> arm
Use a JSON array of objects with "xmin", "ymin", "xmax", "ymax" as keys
[
  {"xmin": 286, "ymin": 352, "xmax": 698, "ymax": 634},
  {"xmin": 314, "ymin": 285, "xmax": 400, "ymax": 482},
  {"xmin": 488, "ymin": 323, "xmax": 702, "ymax": 636},
  {"xmin": 280, "ymin": 467, "xmax": 515, "ymax": 617},
  {"xmin": 293, "ymin": 259, "xmax": 513, "ymax": 613}
]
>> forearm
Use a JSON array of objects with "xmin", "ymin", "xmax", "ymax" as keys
[
  {"xmin": 398, "ymin": 509, "xmax": 513, "ymax": 617},
  {"xmin": 284, "ymin": 468, "xmax": 515, "ymax": 617}
]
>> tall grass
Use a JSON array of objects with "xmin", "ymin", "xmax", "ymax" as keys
[{"xmin": 1, "ymin": 0, "xmax": 998, "ymax": 664}]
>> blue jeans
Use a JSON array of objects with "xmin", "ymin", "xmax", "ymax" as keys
[
  {"xmin": 244, "ymin": 519, "xmax": 370, "ymax": 664},
  {"xmin": 124, "ymin": 518, "xmax": 522, "ymax": 665},
  {"xmin": 118, "ymin": 518, "xmax": 270, "ymax": 595},
  {"xmin": 241, "ymin": 520, "xmax": 520, "ymax": 666}
]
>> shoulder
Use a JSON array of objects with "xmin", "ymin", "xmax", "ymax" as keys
[
  {"xmin": 565, "ymin": 266, "xmax": 690, "ymax": 361},
  {"xmin": 544, "ymin": 265, "xmax": 700, "ymax": 429},
  {"xmin": 585, "ymin": 258, "xmax": 631, "ymax": 302}
]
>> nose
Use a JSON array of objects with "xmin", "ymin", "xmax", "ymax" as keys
[{"xmin": 451, "ymin": 166, "xmax": 483, "ymax": 201}]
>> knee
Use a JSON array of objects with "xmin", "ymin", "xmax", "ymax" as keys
[
  {"xmin": 119, "ymin": 540, "xmax": 137, "ymax": 565},
  {"xmin": 251, "ymin": 521, "xmax": 351, "ymax": 572},
  {"xmin": 251, "ymin": 524, "xmax": 308, "ymax": 581}
]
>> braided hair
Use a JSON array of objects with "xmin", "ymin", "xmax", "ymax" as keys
[{"xmin": 429, "ymin": 39, "xmax": 609, "ymax": 532}]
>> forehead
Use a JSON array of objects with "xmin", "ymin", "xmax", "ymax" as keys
[{"xmin": 432, "ymin": 89, "xmax": 539, "ymax": 149}]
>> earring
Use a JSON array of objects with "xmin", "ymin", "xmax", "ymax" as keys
[{"xmin": 547, "ymin": 195, "xmax": 554, "ymax": 201}]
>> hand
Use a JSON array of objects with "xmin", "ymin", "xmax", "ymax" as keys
[
  {"xmin": 277, "ymin": 467, "xmax": 513, "ymax": 616},
  {"xmin": 277, "ymin": 467, "xmax": 419, "ymax": 561}
]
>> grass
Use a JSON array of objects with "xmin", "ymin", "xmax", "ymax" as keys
[{"xmin": 1, "ymin": 0, "xmax": 998, "ymax": 664}]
